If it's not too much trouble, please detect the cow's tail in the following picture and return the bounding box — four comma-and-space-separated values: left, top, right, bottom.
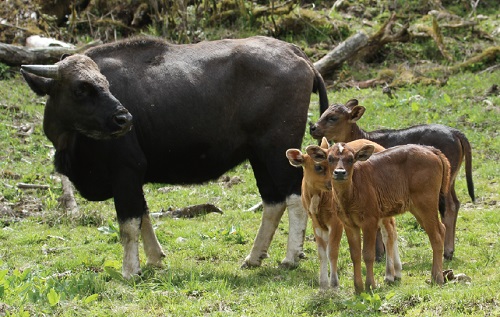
312, 67, 329, 115
435, 148, 452, 218
454, 129, 475, 203
291, 43, 329, 115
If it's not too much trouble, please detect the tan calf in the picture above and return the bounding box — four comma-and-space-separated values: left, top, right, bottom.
286, 138, 401, 289
310, 99, 474, 260
308, 142, 449, 294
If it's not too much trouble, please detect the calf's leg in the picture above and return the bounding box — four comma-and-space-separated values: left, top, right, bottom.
443, 184, 459, 260
328, 218, 343, 288
375, 228, 385, 262
314, 226, 330, 289
344, 225, 364, 294
362, 224, 378, 291
379, 218, 395, 283
411, 206, 445, 285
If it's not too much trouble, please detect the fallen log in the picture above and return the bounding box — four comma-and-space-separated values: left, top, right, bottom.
314, 13, 409, 79
313, 31, 369, 78
0, 40, 102, 66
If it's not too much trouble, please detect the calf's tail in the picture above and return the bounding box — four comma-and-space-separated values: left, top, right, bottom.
454, 130, 475, 203
436, 149, 452, 218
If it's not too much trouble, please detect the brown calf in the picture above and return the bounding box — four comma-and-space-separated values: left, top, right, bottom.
309, 99, 474, 260
308, 142, 449, 293
286, 138, 401, 289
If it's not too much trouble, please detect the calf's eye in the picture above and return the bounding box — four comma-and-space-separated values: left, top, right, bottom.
314, 165, 324, 173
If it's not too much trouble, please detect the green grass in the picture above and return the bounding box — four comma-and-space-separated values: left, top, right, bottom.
0, 69, 499, 316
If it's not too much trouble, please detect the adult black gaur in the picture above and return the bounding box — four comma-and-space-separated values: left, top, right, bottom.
21, 36, 329, 278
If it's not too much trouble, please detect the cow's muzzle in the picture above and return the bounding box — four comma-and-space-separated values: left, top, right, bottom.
111, 108, 133, 136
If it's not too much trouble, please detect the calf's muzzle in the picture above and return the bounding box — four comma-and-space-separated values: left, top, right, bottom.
333, 168, 347, 180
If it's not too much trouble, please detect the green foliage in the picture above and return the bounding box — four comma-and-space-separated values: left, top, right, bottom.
0, 69, 499, 316
343, 291, 395, 313
0, 63, 13, 80
1, 1, 500, 310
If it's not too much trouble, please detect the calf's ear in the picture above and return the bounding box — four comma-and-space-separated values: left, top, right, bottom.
20, 69, 53, 96
355, 144, 375, 162
306, 145, 327, 163
320, 137, 329, 149
345, 99, 359, 108
286, 149, 304, 167
348, 105, 365, 122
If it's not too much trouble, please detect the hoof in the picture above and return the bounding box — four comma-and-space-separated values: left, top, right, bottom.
122, 268, 142, 280
146, 251, 166, 268
241, 252, 268, 269
278, 260, 299, 270
444, 251, 454, 261
384, 277, 395, 284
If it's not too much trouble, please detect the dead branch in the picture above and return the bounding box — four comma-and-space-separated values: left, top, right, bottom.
17, 183, 50, 190
151, 204, 223, 219
414, 18, 452, 61
314, 13, 410, 79
357, 12, 410, 60
449, 46, 500, 73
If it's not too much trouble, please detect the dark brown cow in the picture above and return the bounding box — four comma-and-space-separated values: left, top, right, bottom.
309, 99, 474, 260
20, 36, 329, 278
308, 142, 449, 293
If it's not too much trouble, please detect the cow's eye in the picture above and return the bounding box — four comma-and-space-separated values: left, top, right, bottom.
347, 157, 354, 164
74, 82, 92, 98
328, 116, 338, 122
314, 165, 324, 173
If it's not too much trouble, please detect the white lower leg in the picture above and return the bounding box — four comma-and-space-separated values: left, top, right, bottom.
281, 194, 307, 267
315, 228, 329, 289
120, 218, 142, 279
141, 214, 166, 267
379, 221, 395, 282
393, 234, 402, 279
243, 201, 286, 267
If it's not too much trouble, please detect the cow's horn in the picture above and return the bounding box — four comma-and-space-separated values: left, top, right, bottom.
21, 65, 60, 79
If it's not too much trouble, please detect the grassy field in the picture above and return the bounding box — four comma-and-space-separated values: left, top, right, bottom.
0, 69, 499, 316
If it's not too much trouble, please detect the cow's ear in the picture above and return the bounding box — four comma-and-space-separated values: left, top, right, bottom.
349, 105, 365, 122
355, 144, 374, 162
20, 69, 53, 96
306, 145, 327, 163
320, 137, 329, 149
286, 149, 304, 167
